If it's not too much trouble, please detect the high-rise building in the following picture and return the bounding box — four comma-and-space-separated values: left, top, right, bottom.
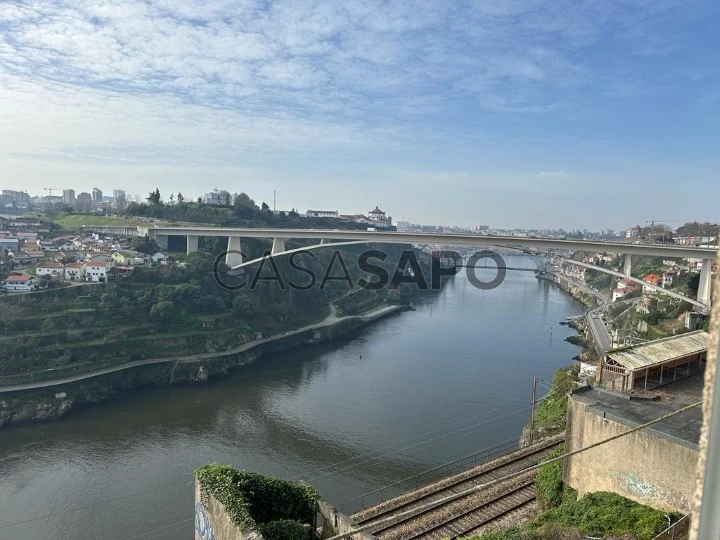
92, 188, 103, 203
113, 189, 126, 200
1, 190, 30, 207
63, 189, 75, 205
77, 192, 92, 206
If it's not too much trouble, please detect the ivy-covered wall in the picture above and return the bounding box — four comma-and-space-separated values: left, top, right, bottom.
195, 465, 319, 540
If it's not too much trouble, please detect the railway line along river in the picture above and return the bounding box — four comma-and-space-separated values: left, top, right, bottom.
0, 255, 584, 540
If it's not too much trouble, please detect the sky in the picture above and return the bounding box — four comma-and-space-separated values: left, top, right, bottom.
0, 0, 718, 230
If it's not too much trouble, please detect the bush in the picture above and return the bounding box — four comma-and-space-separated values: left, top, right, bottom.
532, 368, 577, 436
258, 519, 312, 540
537, 491, 669, 540
195, 465, 319, 533
536, 445, 564, 510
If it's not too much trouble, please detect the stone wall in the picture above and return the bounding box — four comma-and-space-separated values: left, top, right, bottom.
193, 481, 374, 540
563, 396, 698, 513
194, 480, 261, 540
318, 499, 376, 540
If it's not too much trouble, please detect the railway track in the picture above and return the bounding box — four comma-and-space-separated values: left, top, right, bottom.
352, 436, 563, 539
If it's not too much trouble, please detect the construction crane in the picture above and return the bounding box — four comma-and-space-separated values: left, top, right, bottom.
644, 219, 680, 244
43, 187, 61, 197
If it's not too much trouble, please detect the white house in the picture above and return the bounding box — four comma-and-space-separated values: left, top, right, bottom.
150, 252, 167, 265
65, 262, 86, 281
87, 252, 112, 263
3, 273, 37, 291
35, 261, 65, 279
36, 239, 55, 251
52, 237, 76, 251
85, 261, 112, 282
305, 209, 339, 218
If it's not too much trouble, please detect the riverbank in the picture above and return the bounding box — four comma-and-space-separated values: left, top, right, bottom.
0, 303, 407, 428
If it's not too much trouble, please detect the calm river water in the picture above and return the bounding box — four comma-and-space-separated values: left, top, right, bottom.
0, 256, 584, 540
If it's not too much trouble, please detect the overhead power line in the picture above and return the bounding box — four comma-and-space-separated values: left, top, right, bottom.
324, 399, 702, 540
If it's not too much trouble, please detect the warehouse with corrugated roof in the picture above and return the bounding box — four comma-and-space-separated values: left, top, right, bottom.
596, 330, 709, 391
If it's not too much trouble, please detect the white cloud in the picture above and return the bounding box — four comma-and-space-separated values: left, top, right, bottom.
0, 0, 710, 212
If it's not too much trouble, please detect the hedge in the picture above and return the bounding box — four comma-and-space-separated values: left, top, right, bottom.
195, 465, 319, 536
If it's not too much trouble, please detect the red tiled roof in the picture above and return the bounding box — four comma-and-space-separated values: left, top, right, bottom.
5, 274, 31, 282
36, 262, 64, 268
66, 262, 86, 268
88, 261, 111, 267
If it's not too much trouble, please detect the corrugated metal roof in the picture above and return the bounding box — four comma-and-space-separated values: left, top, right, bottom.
607, 330, 710, 371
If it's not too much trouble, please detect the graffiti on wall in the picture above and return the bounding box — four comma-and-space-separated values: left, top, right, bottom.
195, 501, 216, 540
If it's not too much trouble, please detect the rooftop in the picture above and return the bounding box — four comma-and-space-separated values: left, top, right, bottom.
606, 330, 710, 371
5, 274, 32, 282
571, 375, 705, 449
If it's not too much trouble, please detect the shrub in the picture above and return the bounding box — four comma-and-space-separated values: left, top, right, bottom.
536, 445, 564, 510
537, 491, 669, 540
258, 519, 312, 540
195, 465, 319, 534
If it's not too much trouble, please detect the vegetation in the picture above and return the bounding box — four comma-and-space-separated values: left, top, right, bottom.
0, 244, 435, 380
123, 194, 392, 230
51, 213, 149, 228
195, 465, 318, 539
531, 366, 578, 438
535, 445, 565, 510
468, 489, 669, 540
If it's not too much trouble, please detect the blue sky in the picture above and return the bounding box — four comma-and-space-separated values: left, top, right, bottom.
0, 0, 718, 229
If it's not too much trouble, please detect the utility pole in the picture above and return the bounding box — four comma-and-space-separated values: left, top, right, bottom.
529, 376, 537, 445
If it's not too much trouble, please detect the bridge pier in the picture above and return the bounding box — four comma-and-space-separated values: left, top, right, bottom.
154, 233, 168, 250
697, 259, 713, 306
226, 236, 243, 267
271, 238, 285, 255
187, 235, 199, 254
623, 255, 632, 276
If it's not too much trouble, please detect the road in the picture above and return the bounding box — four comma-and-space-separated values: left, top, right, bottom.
554, 272, 612, 353
0, 304, 402, 394
586, 305, 612, 352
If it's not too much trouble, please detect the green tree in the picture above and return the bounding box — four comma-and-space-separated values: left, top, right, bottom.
177, 192, 184, 204
261, 201, 270, 211
146, 188, 161, 205
150, 300, 174, 323
233, 193, 256, 209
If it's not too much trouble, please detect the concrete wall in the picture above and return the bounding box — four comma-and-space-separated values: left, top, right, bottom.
194, 481, 261, 540
318, 499, 376, 540
194, 481, 372, 540
563, 397, 698, 513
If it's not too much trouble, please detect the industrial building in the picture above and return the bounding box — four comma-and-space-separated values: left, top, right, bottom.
595, 330, 709, 392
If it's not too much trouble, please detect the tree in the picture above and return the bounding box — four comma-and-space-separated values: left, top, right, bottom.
169, 193, 175, 205
150, 300, 174, 323
261, 201, 270, 211
131, 235, 161, 255
177, 192, 184, 204
233, 192, 256, 209
146, 188, 161, 205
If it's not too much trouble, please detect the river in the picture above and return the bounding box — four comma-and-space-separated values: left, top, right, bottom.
0, 256, 584, 540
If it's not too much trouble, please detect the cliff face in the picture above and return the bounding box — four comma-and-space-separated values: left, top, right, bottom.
0, 307, 403, 429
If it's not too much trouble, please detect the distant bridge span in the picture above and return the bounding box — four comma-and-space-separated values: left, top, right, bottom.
143, 227, 716, 307
143, 226, 717, 259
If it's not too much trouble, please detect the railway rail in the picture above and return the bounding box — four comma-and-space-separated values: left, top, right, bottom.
352, 435, 563, 539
